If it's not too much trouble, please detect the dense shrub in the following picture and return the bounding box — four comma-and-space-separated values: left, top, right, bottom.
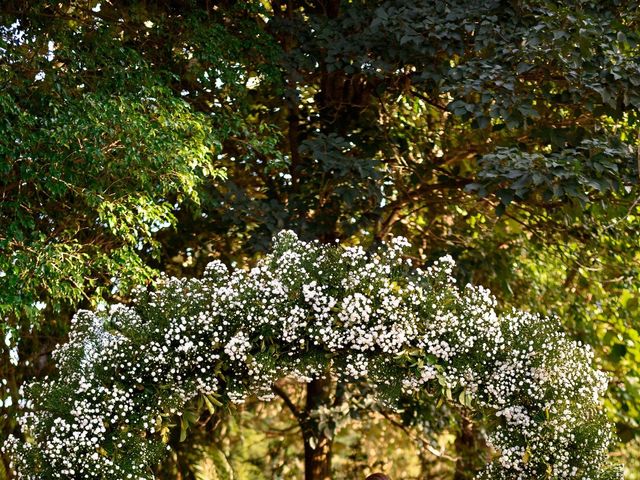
4, 232, 620, 479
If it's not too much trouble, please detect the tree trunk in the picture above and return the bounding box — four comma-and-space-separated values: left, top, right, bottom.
303, 376, 333, 480
453, 415, 481, 480
304, 433, 332, 480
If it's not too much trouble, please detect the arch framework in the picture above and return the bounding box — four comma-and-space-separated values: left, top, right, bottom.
4, 232, 621, 479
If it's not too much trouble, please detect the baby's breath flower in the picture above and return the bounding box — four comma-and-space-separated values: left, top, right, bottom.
3, 232, 620, 480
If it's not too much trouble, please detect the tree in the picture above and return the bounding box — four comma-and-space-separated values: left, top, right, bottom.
0, 2, 275, 469
166, 1, 638, 475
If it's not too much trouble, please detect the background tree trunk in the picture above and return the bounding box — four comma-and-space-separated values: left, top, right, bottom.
453, 415, 482, 480
303, 433, 332, 480
302, 377, 333, 480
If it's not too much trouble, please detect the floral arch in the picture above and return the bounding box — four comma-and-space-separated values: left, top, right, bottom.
4, 232, 621, 479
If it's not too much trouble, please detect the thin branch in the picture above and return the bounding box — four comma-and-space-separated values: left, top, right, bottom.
379, 410, 458, 462
411, 90, 449, 112
272, 382, 303, 421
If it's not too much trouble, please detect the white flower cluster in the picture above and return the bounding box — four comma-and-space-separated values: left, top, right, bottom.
3, 231, 620, 479
4, 328, 19, 366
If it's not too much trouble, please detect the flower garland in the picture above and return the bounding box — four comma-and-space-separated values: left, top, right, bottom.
3, 232, 621, 479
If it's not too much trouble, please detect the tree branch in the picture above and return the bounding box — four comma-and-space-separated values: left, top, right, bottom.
411, 90, 448, 112
379, 410, 458, 462
272, 382, 304, 421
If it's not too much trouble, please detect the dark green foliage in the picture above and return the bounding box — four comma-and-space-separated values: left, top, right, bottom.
1, 0, 639, 476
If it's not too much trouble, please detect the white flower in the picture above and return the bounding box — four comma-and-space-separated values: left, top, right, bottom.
3, 231, 618, 480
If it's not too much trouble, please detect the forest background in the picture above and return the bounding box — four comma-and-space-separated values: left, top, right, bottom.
1, 1, 640, 478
